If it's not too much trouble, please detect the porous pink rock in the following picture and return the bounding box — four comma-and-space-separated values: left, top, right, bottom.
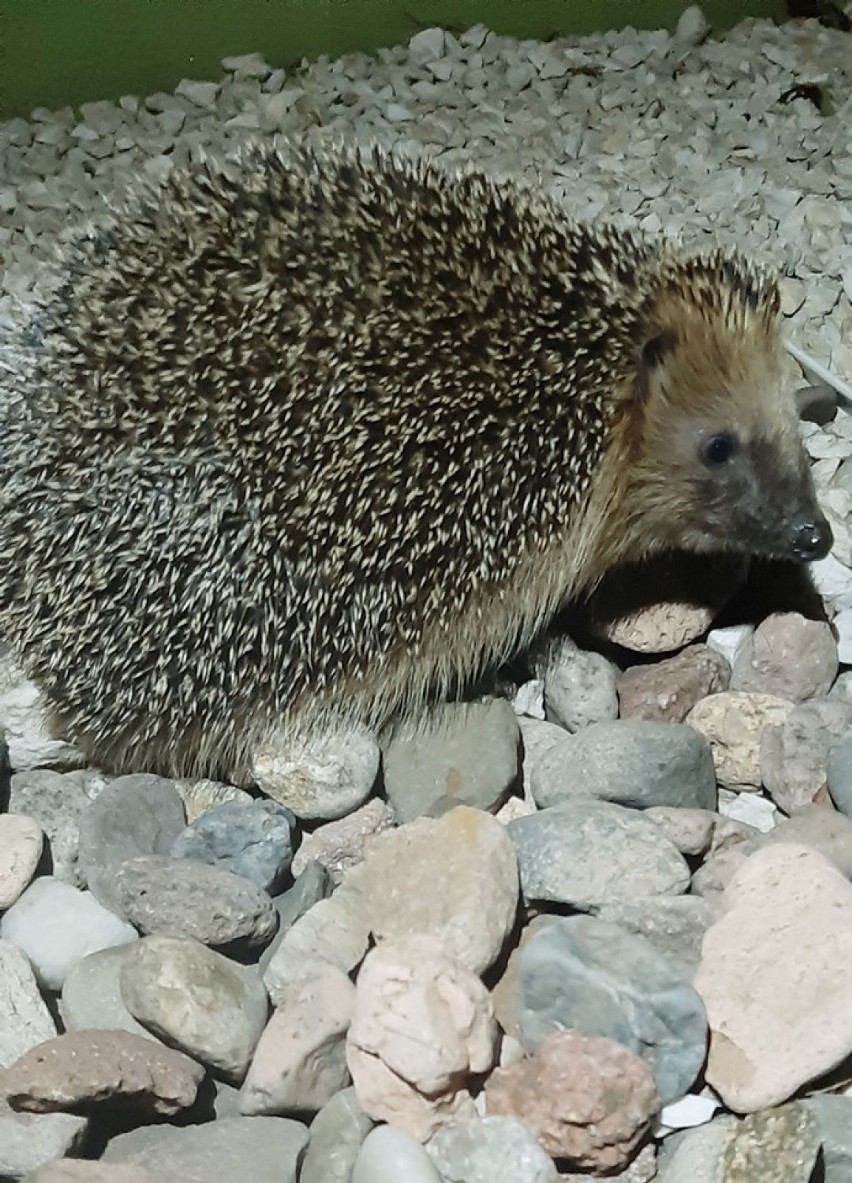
617, 644, 730, 723
599, 600, 715, 654
346, 934, 498, 1141
686, 692, 794, 791
731, 612, 838, 701
358, 806, 519, 975
1, 1029, 204, 1117
239, 960, 354, 1115
290, 798, 394, 883
695, 843, 852, 1111
485, 1029, 658, 1171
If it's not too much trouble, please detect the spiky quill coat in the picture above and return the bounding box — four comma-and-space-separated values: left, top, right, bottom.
0, 143, 821, 778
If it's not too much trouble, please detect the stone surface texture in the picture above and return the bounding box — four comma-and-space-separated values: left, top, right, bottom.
485, 1029, 659, 1171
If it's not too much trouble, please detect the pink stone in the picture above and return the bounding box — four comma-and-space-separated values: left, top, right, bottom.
485, 1029, 658, 1172
347, 934, 498, 1141
686, 692, 794, 791
618, 644, 730, 723
358, 806, 519, 975
731, 612, 838, 701
239, 960, 354, 1115
695, 844, 852, 1111
1, 1029, 204, 1117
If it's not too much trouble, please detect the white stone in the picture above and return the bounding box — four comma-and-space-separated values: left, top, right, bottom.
0, 940, 56, 1067
717, 788, 778, 833
512, 679, 545, 720
408, 28, 446, 61
0, 677, 84, 771
251, 725, 379, 820
352, 1125, 443, 1183
0, 877, 138, 992
834, 608, 852, 664
658, 1093, 720, 1131
175, 79, 219, 107
842, 268, 852, 304
810, 552, 852, 610
221, 52, 270, 76
705, 624, 753, 669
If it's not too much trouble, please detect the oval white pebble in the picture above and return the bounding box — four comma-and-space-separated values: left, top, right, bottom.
0, 876, 138, 991
658, 1093, 720, 1131
352, 1125, 444, 1183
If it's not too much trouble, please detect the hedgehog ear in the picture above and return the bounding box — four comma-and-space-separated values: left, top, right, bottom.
635, 328, 678, 405
641, 329, 677, 370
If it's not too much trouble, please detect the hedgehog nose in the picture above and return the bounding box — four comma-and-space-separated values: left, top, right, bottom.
791, 514, 832, 561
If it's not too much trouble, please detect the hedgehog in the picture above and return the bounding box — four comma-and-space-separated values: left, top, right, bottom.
0, 141, 831, 781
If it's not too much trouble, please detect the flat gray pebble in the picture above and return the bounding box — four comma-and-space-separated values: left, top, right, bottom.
60, 945, 154, 1041
804, 1094, 852, 1179
827, 738, 852, 817
381, 699, 520, 823
78, 774, 186, 911
0, 939, 56, 1067
508, 799, 690, 908
103, 1114, 308, 1183
109, 855, 278, 950
531, 720, 717, 811
656, 1116, 737, 1182
120, 934, 269, 1082
8, 769, 89, 886
259, 860, 333, 977
427, 1114, 558, 1182
596, 895, 716, 975
0, 1102, 88, 1181
171, 798, 296, 892
300, 1087, 374, 1183
518, 914, 708, 1105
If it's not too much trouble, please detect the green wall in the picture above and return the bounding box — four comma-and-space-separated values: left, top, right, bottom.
2, 0, 786, 121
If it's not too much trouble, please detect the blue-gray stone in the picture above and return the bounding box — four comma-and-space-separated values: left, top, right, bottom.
508, 799, 690, 908
805, 1094, 852, 1181
518, 914, 707, 1105
530, 720, 717, 811
171, 799, 296, 892
827, 738, 852, 818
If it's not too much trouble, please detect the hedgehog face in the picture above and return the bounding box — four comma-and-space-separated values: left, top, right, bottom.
667, 416, 832, 562
621, 295, 832, 566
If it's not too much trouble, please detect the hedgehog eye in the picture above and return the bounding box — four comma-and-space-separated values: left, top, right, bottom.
701, 432, 739, 467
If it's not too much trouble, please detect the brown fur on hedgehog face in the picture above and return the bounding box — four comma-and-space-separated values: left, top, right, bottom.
605, 254, 832, 567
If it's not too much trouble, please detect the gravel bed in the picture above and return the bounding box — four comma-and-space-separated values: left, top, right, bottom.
1, 8, 852, 1182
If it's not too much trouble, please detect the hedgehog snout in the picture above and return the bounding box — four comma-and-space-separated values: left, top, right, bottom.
789, 512, 832, 562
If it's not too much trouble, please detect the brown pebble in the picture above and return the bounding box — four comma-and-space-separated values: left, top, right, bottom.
485, 1029, 658, 1172
617, 643, 730, 723
1, 1029, 204, 1117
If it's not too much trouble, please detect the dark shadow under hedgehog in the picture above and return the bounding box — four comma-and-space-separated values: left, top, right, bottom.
0, 142, 832, 780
